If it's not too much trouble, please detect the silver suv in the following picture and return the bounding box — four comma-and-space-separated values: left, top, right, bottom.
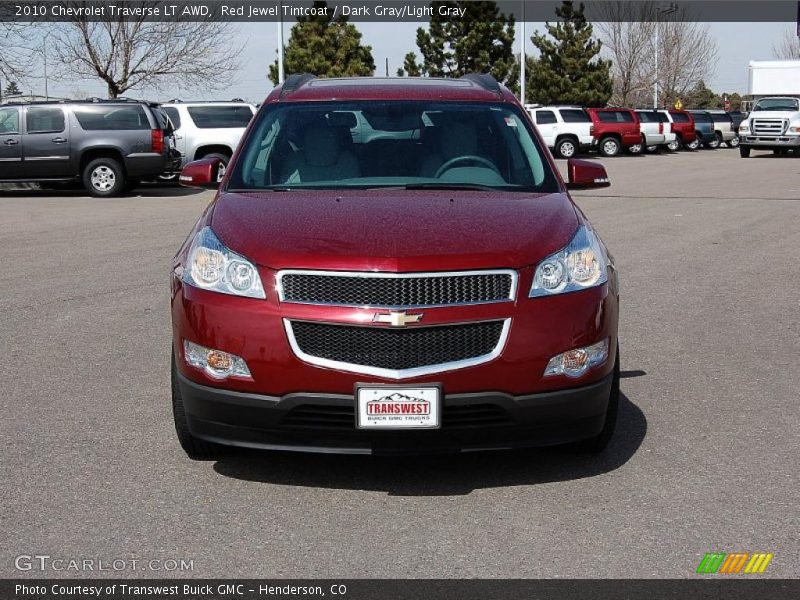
160, 101, 256, 181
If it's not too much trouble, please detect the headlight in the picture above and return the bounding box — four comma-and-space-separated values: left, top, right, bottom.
789, 125, 800, 133
739, 124, 750, 133
530, 224, 608, 297
183, 226, 265, 299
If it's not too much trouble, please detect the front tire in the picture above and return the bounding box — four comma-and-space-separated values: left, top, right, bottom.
686, 137, 700, 151
627, 142, 643, 155
598, 137, 621, 157
705, 134, 721, 149
569, 349, 620, 454
740, 146, 751, 158
728, 136, 740, 148
172, 353, 225, 460
666, 138, 681, 152
554, 137, 577, 159
83, 157, 125, 198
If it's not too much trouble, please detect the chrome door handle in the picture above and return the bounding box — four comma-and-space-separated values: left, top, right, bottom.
4, 138, 19, 146
52, 137, 67, 143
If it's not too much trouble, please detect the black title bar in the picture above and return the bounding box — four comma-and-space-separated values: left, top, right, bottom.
1, 1, 800, 22
3, 579, 800, 600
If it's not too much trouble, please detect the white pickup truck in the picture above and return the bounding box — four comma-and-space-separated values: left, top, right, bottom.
738, 97, 800, 157
526, 105, 594, 158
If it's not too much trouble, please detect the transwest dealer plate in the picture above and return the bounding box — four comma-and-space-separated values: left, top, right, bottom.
356, 386, 441, 429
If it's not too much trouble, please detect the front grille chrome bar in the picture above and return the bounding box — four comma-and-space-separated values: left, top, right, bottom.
283, 318, 511, 380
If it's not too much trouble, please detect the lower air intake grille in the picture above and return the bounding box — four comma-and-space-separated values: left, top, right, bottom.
288, 320, 505, 372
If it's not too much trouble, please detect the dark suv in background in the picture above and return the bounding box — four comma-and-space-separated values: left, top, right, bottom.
687, 110, 719, 149
0, 99, 178, 197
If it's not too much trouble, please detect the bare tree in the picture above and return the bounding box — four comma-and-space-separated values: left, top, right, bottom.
0, 23, 34, 85
48, 7, 243, 98
597, 1, 718, 108
772, 28, 800, 59
596, 3, 655, 106
657, 20, 718, 108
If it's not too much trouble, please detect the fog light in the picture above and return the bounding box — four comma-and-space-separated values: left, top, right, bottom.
183, 340, 251, 379
544, 339, 609, 378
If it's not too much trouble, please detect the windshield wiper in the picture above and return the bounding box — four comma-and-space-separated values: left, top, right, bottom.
403, 183, 497, 191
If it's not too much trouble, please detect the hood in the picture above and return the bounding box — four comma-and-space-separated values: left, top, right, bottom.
746, 111, 798, 121
210, 189, 578, 271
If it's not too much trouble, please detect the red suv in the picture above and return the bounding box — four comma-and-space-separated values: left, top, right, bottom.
666, 110, 699, 150
171, 74, 620, 457
585, 108, 642, 156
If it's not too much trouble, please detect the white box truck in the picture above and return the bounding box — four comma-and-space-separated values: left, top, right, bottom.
748, 60, 800, 98
739, 61, 800, 158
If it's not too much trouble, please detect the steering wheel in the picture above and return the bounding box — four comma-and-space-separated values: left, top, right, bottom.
434, 155, 501, 179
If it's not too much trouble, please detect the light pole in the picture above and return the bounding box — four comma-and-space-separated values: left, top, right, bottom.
277, 2, 285, 84
43, 33, 49, 101
653, 3, 678, 109
519, 1, 526, 105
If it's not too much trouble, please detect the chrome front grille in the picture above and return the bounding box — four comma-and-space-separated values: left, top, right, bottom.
284, 318, 510, 379
277, 270, 516, 308
752, 118, 788, 136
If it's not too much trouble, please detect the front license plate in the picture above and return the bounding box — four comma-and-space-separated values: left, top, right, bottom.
356, 386, 440, 429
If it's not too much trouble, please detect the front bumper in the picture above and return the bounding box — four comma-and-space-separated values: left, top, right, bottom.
740, 135, 800, 147
177, 369, 614, 455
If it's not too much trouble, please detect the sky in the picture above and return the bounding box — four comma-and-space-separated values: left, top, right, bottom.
16, 21, 794, 103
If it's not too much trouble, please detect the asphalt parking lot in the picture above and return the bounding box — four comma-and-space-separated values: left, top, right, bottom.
2, 149, 798, 579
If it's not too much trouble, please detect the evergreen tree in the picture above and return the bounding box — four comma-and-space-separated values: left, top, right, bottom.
398, 1, 516, 88
685, 81, 719, 109
5, 81, 21, 96
527, 1, 612, 106
269, 1, 375, 84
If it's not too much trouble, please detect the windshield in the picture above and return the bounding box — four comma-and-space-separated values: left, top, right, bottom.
228, 101, 558, 192
753, 98, 799, 112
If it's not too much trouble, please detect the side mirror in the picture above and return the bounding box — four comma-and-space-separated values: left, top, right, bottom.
566, 158, 611, 190
179, 158, 221, 189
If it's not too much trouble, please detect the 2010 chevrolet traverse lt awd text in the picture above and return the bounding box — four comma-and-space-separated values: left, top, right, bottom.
170, 74, 620, 458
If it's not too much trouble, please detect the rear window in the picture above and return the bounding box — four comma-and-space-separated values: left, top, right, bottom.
186, 105, 253, 129
710, 113, 732, 123
26, 107, 65, 133
559, 109, 590, 123
671, 112, 690, 123
74, 105, 150, 130
162, 107, 181, 130
636, 111, 659, 123
596, 110, 634, 123
535, 110, 557, 125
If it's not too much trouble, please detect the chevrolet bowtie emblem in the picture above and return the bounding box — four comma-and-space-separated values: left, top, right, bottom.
373, 311, 423, 327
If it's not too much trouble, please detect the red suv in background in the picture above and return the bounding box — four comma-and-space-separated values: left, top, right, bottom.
585, 108, 642, 156
171, 74, 620, 458
665, 109, 699, 150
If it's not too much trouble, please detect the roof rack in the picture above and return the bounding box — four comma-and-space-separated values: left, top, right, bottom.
280, 73, 317, 98
165, 99, 250, 104
460, 73, 501, 94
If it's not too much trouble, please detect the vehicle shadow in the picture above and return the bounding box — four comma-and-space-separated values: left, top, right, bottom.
0, 183, 204, 198
212, 392, 647, 496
